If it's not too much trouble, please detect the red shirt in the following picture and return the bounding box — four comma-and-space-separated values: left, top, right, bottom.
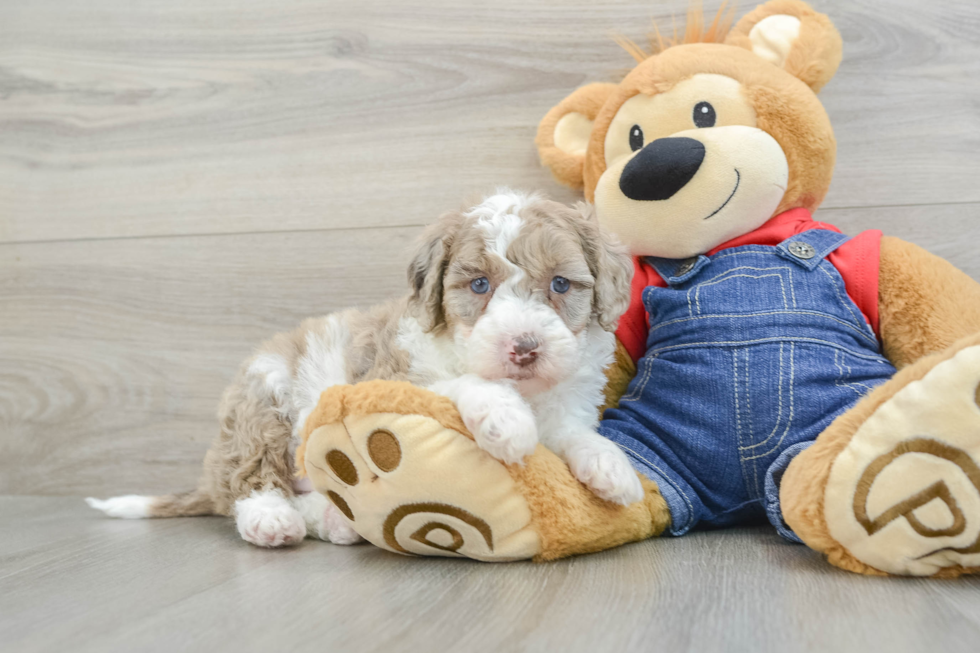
615, 208, 883, 363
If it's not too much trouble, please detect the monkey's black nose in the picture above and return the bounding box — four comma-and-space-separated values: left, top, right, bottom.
619, 137, 705, 201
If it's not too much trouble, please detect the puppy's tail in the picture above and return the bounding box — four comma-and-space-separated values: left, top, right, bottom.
86, 489, 215, 519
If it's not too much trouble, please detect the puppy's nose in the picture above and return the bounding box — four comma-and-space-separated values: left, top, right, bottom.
509, 334, 539, 367
619, 137, 705, 201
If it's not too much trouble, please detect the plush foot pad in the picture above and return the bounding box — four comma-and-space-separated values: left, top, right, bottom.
299, 381, 543, 561
823, 344, 980, 575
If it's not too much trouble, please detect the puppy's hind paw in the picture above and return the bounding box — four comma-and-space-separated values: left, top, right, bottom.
320, 502, 364, 545
567, 440, 644, 506
235, 489, 307, 548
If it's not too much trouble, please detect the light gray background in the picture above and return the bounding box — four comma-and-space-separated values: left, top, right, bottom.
2, 1, 979, 651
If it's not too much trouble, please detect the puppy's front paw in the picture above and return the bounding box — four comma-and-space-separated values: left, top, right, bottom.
235, 489, 307, 548
566, 440, 644, 506
461, 389, 538, 464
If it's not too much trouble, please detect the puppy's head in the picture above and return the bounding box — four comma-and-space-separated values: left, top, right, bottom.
409, 190, 633, 395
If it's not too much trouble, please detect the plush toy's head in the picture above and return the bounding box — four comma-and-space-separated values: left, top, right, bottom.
536, 0, 842, 259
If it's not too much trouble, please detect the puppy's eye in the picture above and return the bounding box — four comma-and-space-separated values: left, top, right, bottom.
470, 277, 490, 294
693, 101, 716, 128
629, 125, 644, 152
550, 276, 570, 294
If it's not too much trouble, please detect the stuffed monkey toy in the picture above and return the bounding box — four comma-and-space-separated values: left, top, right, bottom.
299, 0, 980, 577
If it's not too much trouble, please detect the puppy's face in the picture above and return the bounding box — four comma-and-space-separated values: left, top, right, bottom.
409, 191, 633, 395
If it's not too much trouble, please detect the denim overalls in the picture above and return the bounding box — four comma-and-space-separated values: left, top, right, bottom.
599, 229, 897, 541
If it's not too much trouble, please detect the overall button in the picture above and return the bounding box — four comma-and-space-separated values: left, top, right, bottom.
676, 257, 698, 275
788, 242, 816, 259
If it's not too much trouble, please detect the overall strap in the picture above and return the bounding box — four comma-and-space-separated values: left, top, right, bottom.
644, 254, 711, 287
774, 229, 852, 271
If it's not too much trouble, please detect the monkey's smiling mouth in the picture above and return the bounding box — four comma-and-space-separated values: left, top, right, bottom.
703, 168, 740, 220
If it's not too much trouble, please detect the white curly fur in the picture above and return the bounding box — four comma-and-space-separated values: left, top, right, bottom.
88, 190, 640, 550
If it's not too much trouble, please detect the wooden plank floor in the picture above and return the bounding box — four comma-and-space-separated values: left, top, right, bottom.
3, 0, 980, 498
3, 0, 980, 650
2, 497, 980, 653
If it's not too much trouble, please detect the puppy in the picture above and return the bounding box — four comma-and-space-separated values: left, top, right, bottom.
87, 190, 642, 548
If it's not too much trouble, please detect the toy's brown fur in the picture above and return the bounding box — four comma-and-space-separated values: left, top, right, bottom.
600, 340, 636, 414
536, 83, 617, 191
877, 237, 980, 368
617, 2, 736, 63
536, 0, 980, 575
298, 1, 980, 573
297, 380, 473, 474
724, 0, 842, 92
517, 463, 670, 562
299, 380, 670, 561
777, 237, 980, 576
552, 44, 838, 214
781, 332, 980, 578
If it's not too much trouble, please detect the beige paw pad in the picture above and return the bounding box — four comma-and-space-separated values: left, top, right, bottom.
300, 382, 542, 561
824, 345, 980, 575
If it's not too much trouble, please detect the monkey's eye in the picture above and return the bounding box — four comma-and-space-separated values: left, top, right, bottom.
629, 125, 644, 152
550, 276, 570, 294
470, 277, 490, 294
693, 101, 716, 128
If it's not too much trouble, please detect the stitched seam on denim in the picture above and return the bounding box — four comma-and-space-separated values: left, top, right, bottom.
815, 262, 864, 327
695, 273, 788, 313
691, 264, 793, 292
648, 337, 890, 362
789, 266, 797, 308
647, 310, 879, 344
742, 342, 795, 462
776, 245, 840, 271
618, 444, 695, 529
709, 247, 775, 263
744, 349, 754, 439
746, 348, 761, 497
693, 264, 792, 280
734, 349, 745, 490
734, 349, 741, 443
808, 232, 851, 260
833, 349, 845, 395
833, 349, 874, 397
694, 269, 791, 313
709, 246, 865, 328
739, 342, 785, 453
620, 353, 656, 403
734, 350, 760, 498
842, 354, 873, 393
708, 246, 832, 268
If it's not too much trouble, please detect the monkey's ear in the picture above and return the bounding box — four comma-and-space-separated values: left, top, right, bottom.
725, 0, 842, 93
535, 83, 617, 189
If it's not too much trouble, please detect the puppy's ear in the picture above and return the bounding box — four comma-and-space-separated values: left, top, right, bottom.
569, 202, 634, 331
725, 0, 842, 93
536, 83, 617, 189
408, 212, 462, 332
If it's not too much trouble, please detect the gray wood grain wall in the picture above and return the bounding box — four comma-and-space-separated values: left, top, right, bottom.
2, 0, 979, 496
